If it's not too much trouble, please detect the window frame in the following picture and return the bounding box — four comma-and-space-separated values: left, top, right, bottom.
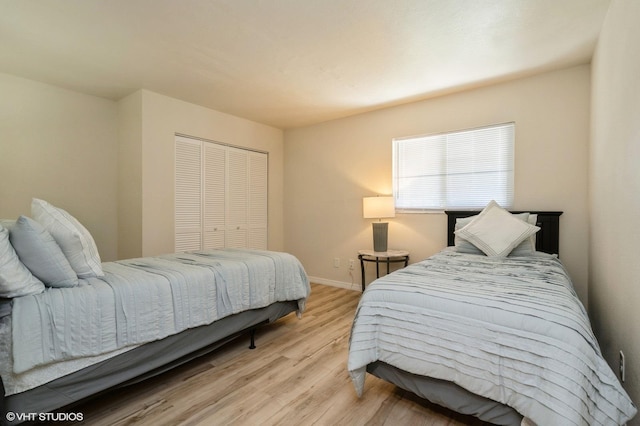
392, 122, 515, 212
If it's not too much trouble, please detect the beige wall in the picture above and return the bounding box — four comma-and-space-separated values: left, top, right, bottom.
284, 65, 591, 302
120, 90, 285, 257
117, 91, 143, 260
0, 72, 119, 261
0, 77, 284, 262
590, 0, 640, 416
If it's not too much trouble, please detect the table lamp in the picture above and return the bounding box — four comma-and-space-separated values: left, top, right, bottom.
363, 196, 395, 252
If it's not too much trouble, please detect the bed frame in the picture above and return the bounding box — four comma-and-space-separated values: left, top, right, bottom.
1, 301, 298, 425
366, 210, 563, 425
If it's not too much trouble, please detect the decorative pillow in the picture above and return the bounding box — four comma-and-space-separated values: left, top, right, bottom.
10, 216, 79, 287
454, 216, 482, 254
31, 198, 104, 278
509, 214, 538, 256
455, 201, 540, 258
0, 224, 45, 298
455, 212, 529, 255
0, 219, 15, 230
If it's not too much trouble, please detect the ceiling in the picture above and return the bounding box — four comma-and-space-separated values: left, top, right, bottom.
0, 0, 610, 129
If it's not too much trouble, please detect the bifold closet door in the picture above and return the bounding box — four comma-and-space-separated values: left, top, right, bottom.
203, 143, 226, 249
247, 151, 267, 249
225, 147, 268, 249
225, 147, 248, 248
175, 137, 202, 252
175, 136, 267, 252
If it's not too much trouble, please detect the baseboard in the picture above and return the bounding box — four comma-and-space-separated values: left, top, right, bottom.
308, 276, 361, 292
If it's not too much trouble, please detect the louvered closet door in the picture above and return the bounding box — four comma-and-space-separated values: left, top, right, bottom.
226, 147, 249, 248
175, 135, 268, 252
175, 138, 202, 252
203, 143, 226, 249
248, 152, 268, 249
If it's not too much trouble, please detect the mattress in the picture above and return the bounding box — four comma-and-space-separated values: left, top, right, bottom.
348, 249, 636, 425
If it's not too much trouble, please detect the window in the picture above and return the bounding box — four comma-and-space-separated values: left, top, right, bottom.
392, 122, 514, 211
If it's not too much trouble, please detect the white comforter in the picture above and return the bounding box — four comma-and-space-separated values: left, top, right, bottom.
12, 249, 310, 374
348, 249, 636, 425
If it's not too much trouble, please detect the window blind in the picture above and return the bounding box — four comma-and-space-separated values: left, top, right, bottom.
392, 122, 514, 210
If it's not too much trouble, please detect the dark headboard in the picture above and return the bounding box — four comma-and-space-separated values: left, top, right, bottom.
445, 211, 563, 255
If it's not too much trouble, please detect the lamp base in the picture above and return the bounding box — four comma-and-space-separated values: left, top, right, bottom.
372, 222, 389, 252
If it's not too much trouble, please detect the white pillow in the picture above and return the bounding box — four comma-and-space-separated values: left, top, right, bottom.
0, 219, 15, 230
455, 212, 529, 255
31, 198, 104, 278
509, 214, 538, 256
0, 224, 45, 298
455, 201, 540, 258
10, 215, 79, 287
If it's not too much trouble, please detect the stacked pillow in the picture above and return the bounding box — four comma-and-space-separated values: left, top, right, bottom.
10, 215, 79, 287
454, 200, 540, 258
0, 198, 103, 298
31, 198, 103, 279
0, 223, 45, 298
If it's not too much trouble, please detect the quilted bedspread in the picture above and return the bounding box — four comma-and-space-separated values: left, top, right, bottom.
12, 249, 310, 373
348, 249, 636, 425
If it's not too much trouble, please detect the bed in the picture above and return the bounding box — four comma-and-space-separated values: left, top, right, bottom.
348, 203, 637, 425
0, 199, 310, 425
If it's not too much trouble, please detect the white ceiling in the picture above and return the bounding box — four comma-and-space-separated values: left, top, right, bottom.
0, 0, 610, 129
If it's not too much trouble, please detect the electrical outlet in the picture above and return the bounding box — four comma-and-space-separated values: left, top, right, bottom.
333, 258, 340, 268
620, 351, 625, 382
349, 259, 355, 270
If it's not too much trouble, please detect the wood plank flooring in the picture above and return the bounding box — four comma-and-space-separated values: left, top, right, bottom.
67, 283, 490, 425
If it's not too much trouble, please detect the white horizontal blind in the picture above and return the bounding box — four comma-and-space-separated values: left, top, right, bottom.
393, 123, 514, 210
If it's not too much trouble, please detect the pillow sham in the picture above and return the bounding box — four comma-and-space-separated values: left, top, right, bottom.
0, 224, 45, 298
454, 212, 529, 255
10, 216, 79, 287
455, 201, 540, 258
509, 214, 538, 256
31, 198, 104, 278
454, 215, 482, 254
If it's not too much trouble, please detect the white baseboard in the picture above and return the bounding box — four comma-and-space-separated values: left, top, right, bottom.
308, 276, 361, 292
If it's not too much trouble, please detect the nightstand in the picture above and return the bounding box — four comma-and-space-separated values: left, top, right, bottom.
358, 249, 409, 292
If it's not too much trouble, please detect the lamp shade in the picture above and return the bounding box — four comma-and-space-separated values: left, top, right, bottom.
363, 196, 395, 219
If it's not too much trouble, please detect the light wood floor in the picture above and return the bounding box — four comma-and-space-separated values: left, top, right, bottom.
67, 284, 490, 425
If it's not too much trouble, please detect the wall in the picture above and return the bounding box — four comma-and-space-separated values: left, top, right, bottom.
120, 90, 285, 257
117, 91, 143, 260
0, 77, 283, 261
0, 72, 119, 261
284, 65, 591, 302
590, 0, 640, 418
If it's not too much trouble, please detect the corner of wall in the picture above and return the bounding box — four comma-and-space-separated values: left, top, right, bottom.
117, 91, 144, 259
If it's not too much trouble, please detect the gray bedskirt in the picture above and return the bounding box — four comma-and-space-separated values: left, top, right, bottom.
1, 301, 297, 425
367, 361, 523, 426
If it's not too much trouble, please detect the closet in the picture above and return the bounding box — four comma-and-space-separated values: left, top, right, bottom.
174, 135, 267, 252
